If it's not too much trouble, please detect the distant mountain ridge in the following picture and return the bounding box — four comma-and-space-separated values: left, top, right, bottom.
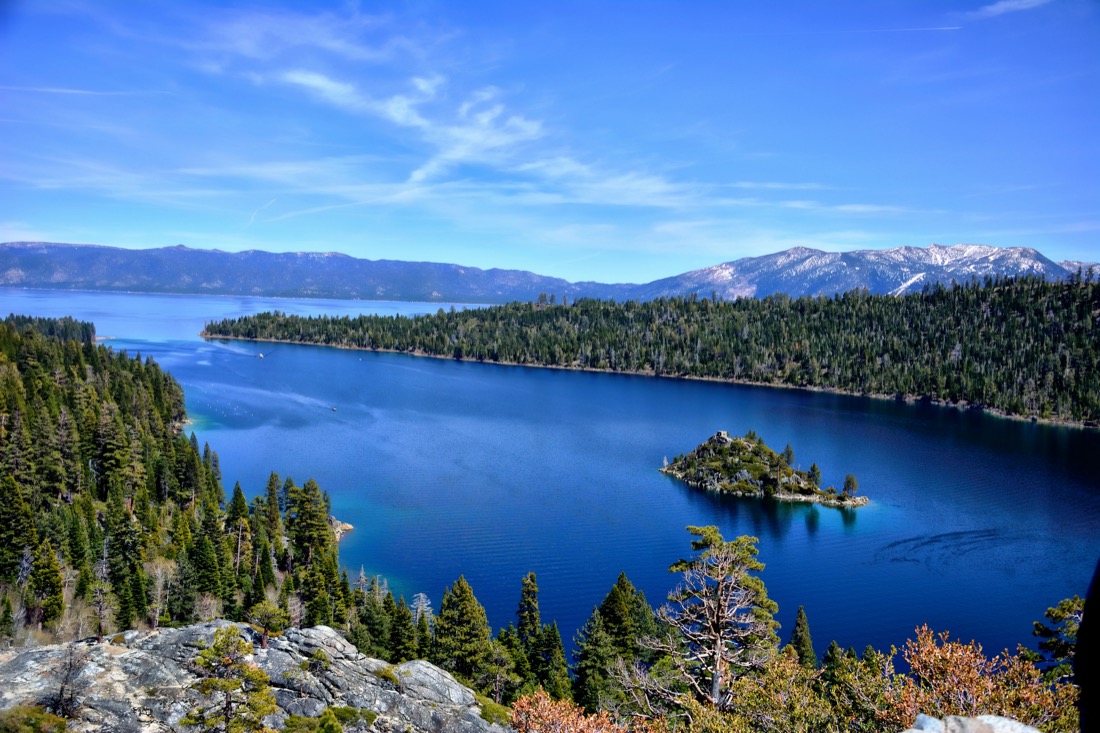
643, 243, 1089, 300
0, 241, 1092, 304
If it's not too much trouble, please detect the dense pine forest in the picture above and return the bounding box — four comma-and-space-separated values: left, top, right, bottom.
0, 316, 1083, 732
0, 314, 356, 641
204, 275, 1100, 424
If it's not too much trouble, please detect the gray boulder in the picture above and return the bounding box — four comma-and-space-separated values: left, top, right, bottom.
0, 622, 509, 733
903, 714, 1041, 733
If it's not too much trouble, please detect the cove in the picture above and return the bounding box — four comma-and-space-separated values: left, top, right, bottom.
2, 288, 1097, 659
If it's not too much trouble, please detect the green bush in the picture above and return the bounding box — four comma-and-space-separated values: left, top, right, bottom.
0, 705, 67, 733
332, 707, 377, 727
375, 665, 400, 686
474, 693, 511, 726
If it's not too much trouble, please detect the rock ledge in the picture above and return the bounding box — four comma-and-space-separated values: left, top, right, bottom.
0, 621, 508, 733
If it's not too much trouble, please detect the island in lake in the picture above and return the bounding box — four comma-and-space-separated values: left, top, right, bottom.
661, 430, 869, 508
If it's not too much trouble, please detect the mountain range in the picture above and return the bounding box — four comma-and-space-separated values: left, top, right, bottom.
0, 241, 1093, 304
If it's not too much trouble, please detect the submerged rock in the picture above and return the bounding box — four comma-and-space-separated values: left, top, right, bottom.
0, 621, 507, 733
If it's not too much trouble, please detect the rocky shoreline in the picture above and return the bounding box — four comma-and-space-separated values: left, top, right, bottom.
330, 516, 355, 542
659, 464, 870, 509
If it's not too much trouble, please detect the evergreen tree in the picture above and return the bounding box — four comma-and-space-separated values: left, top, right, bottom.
535, 622, 572, 700
820, 639, 845, 687
182, 626, 278, 733
572, 608, 617, 712
416, 612, 432, 661
597, 572, 655, 660
248, 599, 290, 649
226, 482, 249, 526
789, 605, 817, 669
659, 526, 779, 706
0, 596, 15, 644
1032, 595, 1084, 683
389, 597, 419, 662
191, 535, 222, 598
302, 566, 332, 627
354, 583, 391, 659
288, 479, 331, 567
517, 571, 541, 659
256, 538, 276, 590
0, 475, 37, 584
497, 623, 534, 691
843, 474, 859, 497
478, 639, 520, 705
432, 575, 491, 682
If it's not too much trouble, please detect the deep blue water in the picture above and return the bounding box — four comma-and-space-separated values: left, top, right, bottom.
3, 288, 1098, 661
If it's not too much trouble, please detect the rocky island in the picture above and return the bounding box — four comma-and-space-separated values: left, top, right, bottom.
661, 430, 869, 508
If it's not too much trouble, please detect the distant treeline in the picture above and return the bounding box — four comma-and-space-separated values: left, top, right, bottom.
4, 314, 95, 343
204, 275, 1100, 423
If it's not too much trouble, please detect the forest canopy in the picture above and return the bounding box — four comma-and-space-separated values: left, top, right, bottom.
203, 275, 1100, 424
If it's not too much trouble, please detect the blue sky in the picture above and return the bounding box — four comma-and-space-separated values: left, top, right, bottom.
1, 1, 1097, 283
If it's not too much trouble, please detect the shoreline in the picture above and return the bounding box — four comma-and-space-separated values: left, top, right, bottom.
199, 332, 1097, 431
0, 284, 489, 309
330, 516, 354, 543
659, 466, 870, 509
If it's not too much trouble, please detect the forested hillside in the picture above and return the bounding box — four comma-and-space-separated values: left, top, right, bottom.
204, 275, 1100, 424
0, 315, 364, 647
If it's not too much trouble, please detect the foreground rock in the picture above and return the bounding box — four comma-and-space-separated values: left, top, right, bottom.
902, 713, 1041, 733
0, 621, 507, 733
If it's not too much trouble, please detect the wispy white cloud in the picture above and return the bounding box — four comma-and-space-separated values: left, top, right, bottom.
0, 85, 140, 96
968, 0, 1053, 19
188, 7, 401, 63
272, 66, 542, 184
409, 87, 542, 182
1, 155, 237, 211
279, 70, 370, 113
243, 198, 277, 230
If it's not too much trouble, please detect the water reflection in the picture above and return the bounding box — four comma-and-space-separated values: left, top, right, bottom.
669, 476, 859, 541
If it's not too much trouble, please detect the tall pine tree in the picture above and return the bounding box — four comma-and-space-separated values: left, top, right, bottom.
432, 576, 491, 682
789, 605, 817, 669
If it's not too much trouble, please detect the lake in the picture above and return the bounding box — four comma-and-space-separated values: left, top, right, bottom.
3, 288, 1097, 660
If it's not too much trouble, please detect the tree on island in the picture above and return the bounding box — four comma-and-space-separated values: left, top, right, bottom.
843, 474, 859, 497
808, 463, 822, 489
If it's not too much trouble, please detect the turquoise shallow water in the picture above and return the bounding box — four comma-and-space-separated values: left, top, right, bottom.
3, 288, 1097, 657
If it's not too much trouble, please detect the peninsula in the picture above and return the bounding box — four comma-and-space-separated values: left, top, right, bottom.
660, 430, 869, 508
